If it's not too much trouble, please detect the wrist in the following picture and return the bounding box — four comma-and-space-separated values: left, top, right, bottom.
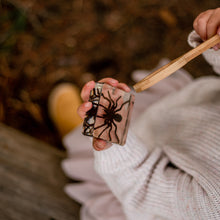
94, 130, 148, 173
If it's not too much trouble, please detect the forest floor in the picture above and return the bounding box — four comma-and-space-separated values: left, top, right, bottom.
0, 0, 219, 148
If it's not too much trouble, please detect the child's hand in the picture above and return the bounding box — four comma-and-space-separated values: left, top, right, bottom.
77, 78, 131, 151
193, 8, 220, 50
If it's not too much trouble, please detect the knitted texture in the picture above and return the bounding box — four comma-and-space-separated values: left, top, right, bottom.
188, 30, 220, 74
61, 31, 220, 220
94, 32, 220, 219
62, 58, 193, 220
94, 77, 220, 220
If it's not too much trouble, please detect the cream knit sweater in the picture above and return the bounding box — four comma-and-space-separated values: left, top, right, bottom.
93, 31, 220, 220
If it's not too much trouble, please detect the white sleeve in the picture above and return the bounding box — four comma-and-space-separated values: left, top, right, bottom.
188, 30, 220, 74
94, 128, 220, 219
94, 131, 180, 219
93, 77, 220, 220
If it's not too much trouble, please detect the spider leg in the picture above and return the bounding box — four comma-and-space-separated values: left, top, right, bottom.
97, 124, 110, 139
108, 124, 113, 141
84, 126, 92, 134
115, 96, 121, 109
102, 93, 112, 108
107, 91, 114, 105
112, 121, 119, 143
96, 115, 105, 118
108, 90, 120, 110
94, 123, 107, 130
99, 103, 108, 110
115, 100, 130, 113
83, 121, 94, 135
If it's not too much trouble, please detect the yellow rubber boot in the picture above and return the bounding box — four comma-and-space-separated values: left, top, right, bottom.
48, 83, 83, 137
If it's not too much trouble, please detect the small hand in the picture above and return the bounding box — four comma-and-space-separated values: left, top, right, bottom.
193, 8, 220, 50
77, 78, 130, 151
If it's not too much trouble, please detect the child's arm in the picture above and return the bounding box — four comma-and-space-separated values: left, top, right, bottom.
78, 77, 220, 220
93, 80, 220, 220
78, 82, 179, 218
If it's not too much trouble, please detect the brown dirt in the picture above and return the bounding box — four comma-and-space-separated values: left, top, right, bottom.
0, 0, 219, 148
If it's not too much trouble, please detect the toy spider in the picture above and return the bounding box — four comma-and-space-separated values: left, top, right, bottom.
94, 90, 130, 143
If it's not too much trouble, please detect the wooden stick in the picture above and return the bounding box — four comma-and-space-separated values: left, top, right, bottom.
133, 34, 220, 93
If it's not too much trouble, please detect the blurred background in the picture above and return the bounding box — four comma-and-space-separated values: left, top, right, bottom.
0, 0, 219, 148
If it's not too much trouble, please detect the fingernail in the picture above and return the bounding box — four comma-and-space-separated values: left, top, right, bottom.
109, 79, 118, 84
125, 86, 131, 92
84, 102, 91, 108
86, 80, 95, 87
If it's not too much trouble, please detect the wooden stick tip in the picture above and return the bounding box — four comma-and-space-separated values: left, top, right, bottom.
133, 84, 142, 93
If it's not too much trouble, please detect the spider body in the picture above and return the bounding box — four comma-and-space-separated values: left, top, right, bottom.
102, 100, 122, 123
94, 91, 129, 143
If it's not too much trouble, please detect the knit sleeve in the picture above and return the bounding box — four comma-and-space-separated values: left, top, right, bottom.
188, 30, 220, 74
94, 131, 181, 219
94, 77, 220, 220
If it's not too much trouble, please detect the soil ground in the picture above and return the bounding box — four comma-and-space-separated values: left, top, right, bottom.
0, 0, 219, 148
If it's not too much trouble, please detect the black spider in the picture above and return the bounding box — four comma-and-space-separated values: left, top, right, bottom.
94, 90, 130, 143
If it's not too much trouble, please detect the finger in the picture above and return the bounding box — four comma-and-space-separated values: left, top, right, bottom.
193, 10, 212, 26
206, 8, 220, 39
93, 138, 112, 151
193, 10, 213, 40
193, 11, 207, 32
117, 82, 131, 92
77, 102, 92, 119
213, 43, 220, 51
98, 78, 130, 92
81, 80, 96, 102
98, 78, 119, 87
